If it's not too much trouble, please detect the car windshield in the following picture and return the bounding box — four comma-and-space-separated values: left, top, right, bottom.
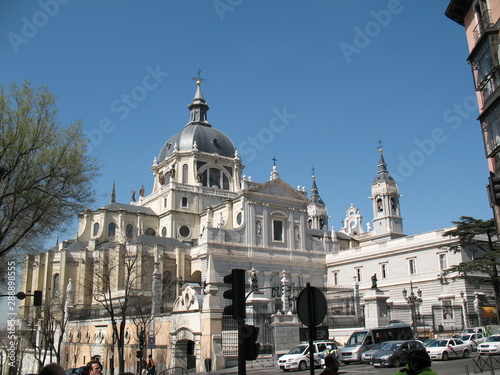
486, 336, 500, 342
346, 331, 367, 346
379, 343, 401, 351
459, 335, 471, 341
428, 340, 448, 347
369, 343, 384, 351
288, 345, 307, 354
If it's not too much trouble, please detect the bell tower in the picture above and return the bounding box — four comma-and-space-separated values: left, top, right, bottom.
370, 148, 404, 238
307, 172, 328, 230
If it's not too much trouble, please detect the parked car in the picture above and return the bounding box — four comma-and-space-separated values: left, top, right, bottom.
371, 340, 425, 368
277, 341, 338, 372
477, 335, 500, 355
426, 338, 471, 360
458, 333, 486, 351
360, 342, 384, 364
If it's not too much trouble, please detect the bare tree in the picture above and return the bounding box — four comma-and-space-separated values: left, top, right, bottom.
91, 244, 147, 375
22, 293, 68, 370
129, 296, 155, 374
0, 81, 100, 264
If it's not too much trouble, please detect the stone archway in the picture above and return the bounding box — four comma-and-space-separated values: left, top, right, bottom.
171, 328, 198, 371
175, 339, 196, 370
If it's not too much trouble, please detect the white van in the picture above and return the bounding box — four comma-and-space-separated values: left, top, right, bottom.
277, 341, 338, 371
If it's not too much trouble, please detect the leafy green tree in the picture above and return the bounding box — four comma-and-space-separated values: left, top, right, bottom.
0, 81, 99, 263
440, 216, 500, 322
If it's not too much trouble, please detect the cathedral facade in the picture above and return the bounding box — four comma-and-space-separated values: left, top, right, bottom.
17, 81, 496, 373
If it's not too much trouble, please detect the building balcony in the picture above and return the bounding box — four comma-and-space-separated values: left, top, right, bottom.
473, 9, 494, 43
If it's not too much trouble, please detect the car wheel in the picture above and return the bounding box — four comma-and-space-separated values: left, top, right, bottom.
298, 361, 307, 371
393, 358, 401, 367
283, 370, 289, 372
442, 352, 449, 361
463, 349, 470, 358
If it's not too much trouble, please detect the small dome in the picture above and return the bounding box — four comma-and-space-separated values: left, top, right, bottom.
158, 124, 236, 162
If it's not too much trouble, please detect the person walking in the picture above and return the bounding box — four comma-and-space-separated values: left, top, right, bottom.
147, 354, 156, 375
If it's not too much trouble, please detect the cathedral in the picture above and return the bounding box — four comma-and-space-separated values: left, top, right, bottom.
17, 80, 496, 373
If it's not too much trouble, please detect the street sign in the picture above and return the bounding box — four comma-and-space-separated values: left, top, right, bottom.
296, 284, 327, 327
299, 326, 329, 341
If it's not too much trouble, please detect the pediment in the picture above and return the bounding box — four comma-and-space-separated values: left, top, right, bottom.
244, 178, 308, 203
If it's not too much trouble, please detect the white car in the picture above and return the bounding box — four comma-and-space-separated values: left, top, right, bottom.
458, 333, 486, 351
426, 338, 471, 360
277, 341, 338, 371
478, 335, 500, 355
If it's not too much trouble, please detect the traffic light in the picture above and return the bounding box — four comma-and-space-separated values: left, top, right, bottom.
33, 290, 42, 306
488, 172, 500, 207
139, 331, 145, 350
240, 324, 260, 361
223, 269, 246, 320
136, 350, 142, 358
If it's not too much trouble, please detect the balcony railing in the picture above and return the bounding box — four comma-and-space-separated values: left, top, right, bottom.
473, 9, 493, 43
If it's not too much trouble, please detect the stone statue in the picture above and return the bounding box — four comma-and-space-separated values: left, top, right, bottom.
250, 268, 258, 291
131, 190, 136, 202
139, 185, 145, 197
371, 273, 378, 289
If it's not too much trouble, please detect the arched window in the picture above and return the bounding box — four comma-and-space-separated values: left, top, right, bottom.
200, 167, 231, 190
126, 224, 133, 239
108, 222, 116, 236
145, 228, 156, 236
377, 198, 383, 212
53, 273, 60, 299
93, 222, 100, 236
161, 227, 167, 237
182, 164, 188, 184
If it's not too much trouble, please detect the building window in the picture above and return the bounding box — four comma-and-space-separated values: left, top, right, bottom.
161, 227, 167, 237
439, 253, 447, 270
145, 228, 156, 236
201, 167, 231, 190
236, 212, 242, 225
179, 225, 190, 238
108, 222, 116, 237
181, 197, 188, 208
273, 220, 284, 242
333, 271, 339, 286
408, 258, 417, 275
380, 263, 388, 279
164, 198, 167, 208
53, 273, 60, 299
481, 103, 500, 157
355, 267, 362, 282
93, 222, 99, 237
182, 164, 188, 184
126, 224, 133, 239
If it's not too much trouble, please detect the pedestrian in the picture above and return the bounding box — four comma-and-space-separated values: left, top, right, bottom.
39, 363, 66, 375
86, 360, 102, 375
319, 355, 339, 375
147, 354, 156, 375
394, 349, 438, 375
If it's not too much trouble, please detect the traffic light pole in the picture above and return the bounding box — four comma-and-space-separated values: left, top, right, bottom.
238, 319, 246, 375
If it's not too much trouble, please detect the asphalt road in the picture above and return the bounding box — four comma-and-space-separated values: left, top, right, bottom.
210, 354, 494, 375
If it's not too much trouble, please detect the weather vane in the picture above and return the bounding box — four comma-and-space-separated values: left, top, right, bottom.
377, 139, 383, 151
192, 67, 206, 86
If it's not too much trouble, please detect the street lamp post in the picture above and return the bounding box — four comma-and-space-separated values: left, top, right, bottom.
402, 282, 422, 336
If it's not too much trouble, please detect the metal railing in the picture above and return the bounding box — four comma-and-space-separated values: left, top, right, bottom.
158, 367, 188, 375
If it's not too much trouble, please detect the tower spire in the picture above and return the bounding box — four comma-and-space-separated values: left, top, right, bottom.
307, 171, 328, 230
110, 181, 116, 204
188, 69, 210, 126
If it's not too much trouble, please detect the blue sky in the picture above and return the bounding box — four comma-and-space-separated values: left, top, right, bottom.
0, 0, 492, 240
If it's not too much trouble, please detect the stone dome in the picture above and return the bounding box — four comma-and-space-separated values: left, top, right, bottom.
157, 83, 236, 162
158, 123, 236, 162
